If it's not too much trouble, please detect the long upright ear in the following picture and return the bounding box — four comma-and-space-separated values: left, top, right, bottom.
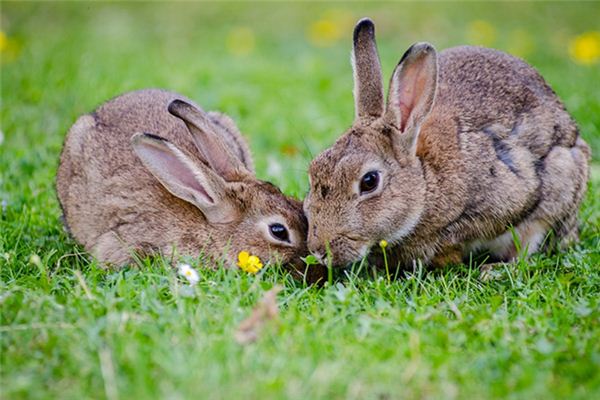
384, 43, 438, 152
167, 100, 250, 182
352, 18, 384, 119
207, 111, 255, 174
131, 133, 237, 224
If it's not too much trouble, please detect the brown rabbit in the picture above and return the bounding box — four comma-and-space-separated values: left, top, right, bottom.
57, 89, 321, 279
304, 19, 590, 269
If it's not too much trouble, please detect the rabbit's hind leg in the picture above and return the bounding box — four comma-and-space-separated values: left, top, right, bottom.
477, 219, 550, 262
474, 140, 589, 262
91, 231, 133, 268
532, 140, 589, 252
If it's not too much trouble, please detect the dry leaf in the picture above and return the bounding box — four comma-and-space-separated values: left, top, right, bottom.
234, 286, 282, 345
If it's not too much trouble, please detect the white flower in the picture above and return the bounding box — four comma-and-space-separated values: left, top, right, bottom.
0, 130, 4, 146
177, 263, 199, 286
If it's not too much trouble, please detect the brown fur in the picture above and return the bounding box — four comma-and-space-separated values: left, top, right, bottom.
305, 19, 590, 268
57, 89, 325, 281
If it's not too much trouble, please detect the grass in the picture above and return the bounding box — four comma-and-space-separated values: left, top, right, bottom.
1, 2, 599, 399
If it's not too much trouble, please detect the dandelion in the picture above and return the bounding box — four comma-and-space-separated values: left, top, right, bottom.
0, 30, 21, 63
379, 240, 390, 282
0, 31, 7, 52
306, 9, 353, 48
569, 31, 600, 65
226, 27, 255, 57
308, 19, 342, 47
177, 263, 199, 286
237, 251, 264, 274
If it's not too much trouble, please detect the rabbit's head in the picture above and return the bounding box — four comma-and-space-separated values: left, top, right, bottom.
132, 100, 312, 274
305, 19, 438, 267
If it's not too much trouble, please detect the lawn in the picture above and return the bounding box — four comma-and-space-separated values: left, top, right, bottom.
1, 2, 599, 399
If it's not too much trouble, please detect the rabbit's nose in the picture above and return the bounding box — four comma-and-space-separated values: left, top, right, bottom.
311, 250, 326, 265
308, 234, 325, 256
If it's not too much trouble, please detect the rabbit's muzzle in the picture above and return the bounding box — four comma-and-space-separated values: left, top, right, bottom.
308, 228, 369, 268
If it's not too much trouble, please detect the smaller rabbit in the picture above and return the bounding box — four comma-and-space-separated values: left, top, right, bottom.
57, 89, 323, 280
304, 19, 590, 269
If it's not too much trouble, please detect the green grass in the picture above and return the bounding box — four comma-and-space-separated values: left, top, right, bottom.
1, 2, 599, 399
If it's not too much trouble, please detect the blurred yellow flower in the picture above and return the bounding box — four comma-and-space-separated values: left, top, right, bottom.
0, 30, 21, 63
307, 9, 354, 48
569, 31, 600, 65
467, 20, 496, 47
227, 27, 255, 56
237, 251, 264, 274
308, 19, 341, 47
379, 240, 388, 249
0, 31, 7, 52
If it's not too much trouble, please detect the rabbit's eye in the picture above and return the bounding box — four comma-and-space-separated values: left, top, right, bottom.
269, 223, 290, 243
360, 171, 380, 194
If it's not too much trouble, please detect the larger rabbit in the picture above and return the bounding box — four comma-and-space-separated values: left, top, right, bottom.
57, 89, 319, 278
304, 19, 590, 269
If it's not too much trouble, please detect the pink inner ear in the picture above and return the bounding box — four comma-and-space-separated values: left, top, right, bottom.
397, 62, 429, 132
399, 101, 412, 132
201, 134, 238, 179
167, 155, 214, 203
143, 144, 214, 204
188, 125, 244, 182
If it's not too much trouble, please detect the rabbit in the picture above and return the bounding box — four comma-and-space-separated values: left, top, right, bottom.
56, 88, 325, 281
303, 18, 591, 269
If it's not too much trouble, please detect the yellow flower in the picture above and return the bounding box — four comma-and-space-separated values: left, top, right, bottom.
0, 31, 21, 63
237, 251, 264, 274
0, 31, 7, 52
466, 20, 496, 47
306, 10, 353, 48
379, 240, 388, 249
226, 27, 255, 57
308, 19, 342, 47
569, 31, 600, 65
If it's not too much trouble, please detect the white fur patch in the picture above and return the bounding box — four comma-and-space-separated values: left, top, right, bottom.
467, 220, 549, 260
388, 203, 424, 245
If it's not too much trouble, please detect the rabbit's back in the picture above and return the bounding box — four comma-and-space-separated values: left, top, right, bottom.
413, 46, 590, 262
436, 46, 579, 152
57, 89, 213, 261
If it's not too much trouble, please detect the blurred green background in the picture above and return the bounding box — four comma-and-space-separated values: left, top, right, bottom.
1, 2, 599, 399
2, 1, 599, 199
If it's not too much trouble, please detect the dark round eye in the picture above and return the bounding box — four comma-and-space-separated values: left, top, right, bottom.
359, 171, 380, 194
269, 223, 290, 242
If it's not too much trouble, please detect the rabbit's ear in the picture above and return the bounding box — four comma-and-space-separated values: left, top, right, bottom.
352, 18, 385, 119
168, 100, 250, 182
131, 133, 237, 224
385, 43, 438, 152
